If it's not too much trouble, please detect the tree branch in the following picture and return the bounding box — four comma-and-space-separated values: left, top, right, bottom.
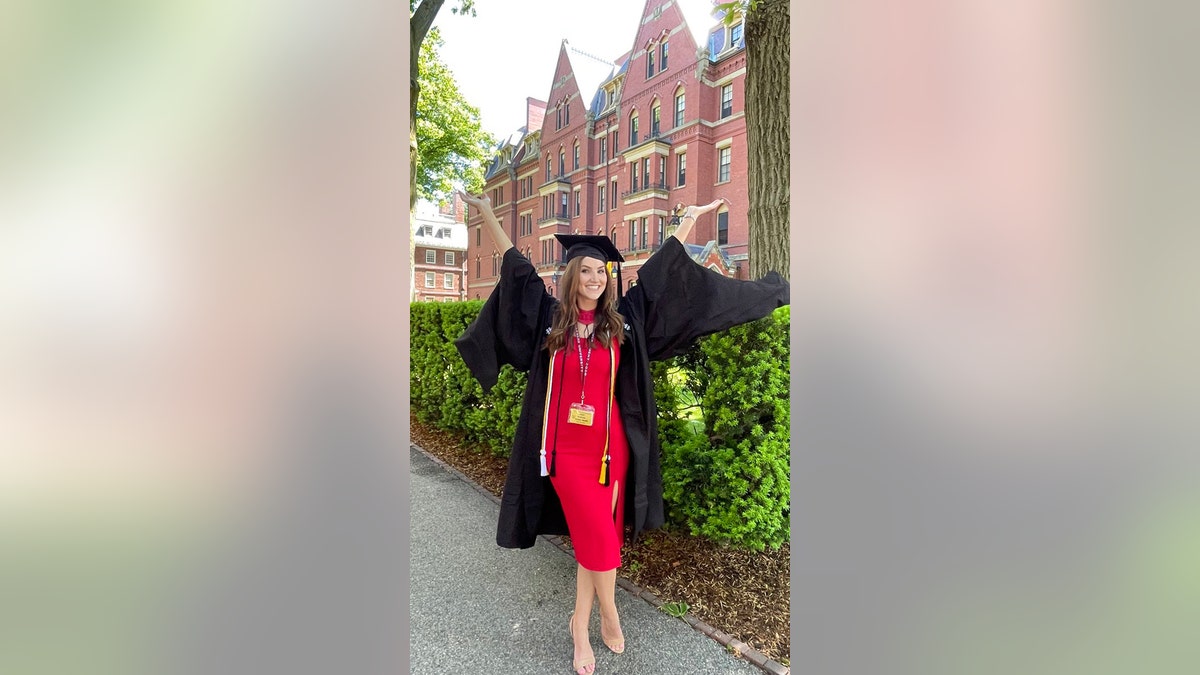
411, 0, 446, 47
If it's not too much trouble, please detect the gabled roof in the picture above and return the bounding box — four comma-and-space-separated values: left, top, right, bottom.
563, 41, 617, 114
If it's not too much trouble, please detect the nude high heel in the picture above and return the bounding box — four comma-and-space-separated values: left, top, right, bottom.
568, 613, 595, 675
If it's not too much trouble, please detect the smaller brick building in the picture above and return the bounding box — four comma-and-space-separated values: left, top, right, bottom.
413, 198, 468, 302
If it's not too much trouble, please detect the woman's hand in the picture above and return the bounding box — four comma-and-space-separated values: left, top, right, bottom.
457, 190, 512, 252
674, 198, 729, 221
456, 190, 492, 211
670, 198, 729, 243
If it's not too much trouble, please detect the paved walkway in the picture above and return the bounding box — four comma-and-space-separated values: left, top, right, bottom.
409, 445, 770, 675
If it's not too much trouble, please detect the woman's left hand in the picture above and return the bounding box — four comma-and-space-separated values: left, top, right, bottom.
675, 198, 729, 221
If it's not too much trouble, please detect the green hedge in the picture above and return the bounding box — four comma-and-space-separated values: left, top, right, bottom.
411, 301, 790, 550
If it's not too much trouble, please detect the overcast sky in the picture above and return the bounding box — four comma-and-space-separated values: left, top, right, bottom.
430, 0, 725, 140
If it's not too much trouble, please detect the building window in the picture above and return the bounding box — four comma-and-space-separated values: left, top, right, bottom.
646, 48, 654, 78
425, 250, 435, 264
492, 253, 498, 276
597, 184, 605, 212
629, 113, 639, 146
546, 157, 552, 182
560, 192, 568, 218
600, 137, 607, 162
574, 188, 581, 217
651, 104, 660, 137
640, 218, 649, 249
573, 142, 580, 170
499, 186, 504, 204
677, 152, 686, 186
443, 273, 454, 289
565, 104, 570, 125
612, 131, 618, 152
629, 222, 636, 250
721, 84, 733, 118
731, 22, 743, 48
556, 106, 562, 130
425, 272, 435, 287
475, 258, 480, 278
558, 150, 565, 176
631, 162, 639, 191
445, 251, 454, 265
658, 156, 666, 186
657, 216, 665, 245
718, 146, 731, 182
611, 227, 618, 248
661, 41, 668, 70
610, 181, 617, 209
674, 90, 685, 127
642, 157, 651, 189
717, 210, 729, 245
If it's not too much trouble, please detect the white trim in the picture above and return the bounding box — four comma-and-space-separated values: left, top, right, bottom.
715, 137, 734, 150
704, 68, 747, 87
624, 207, 669, 220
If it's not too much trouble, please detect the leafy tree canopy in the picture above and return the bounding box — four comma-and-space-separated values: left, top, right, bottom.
415, 27, 494, 203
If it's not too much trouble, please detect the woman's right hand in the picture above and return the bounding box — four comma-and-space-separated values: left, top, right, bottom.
456, 190, 492, 211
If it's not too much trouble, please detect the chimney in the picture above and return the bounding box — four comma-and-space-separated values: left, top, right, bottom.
526, 97, 547, 134
452, 192, 466, 223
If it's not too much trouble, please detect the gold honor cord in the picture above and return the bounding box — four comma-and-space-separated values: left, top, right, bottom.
599, 344, 617, 486
538, 348, 561, 477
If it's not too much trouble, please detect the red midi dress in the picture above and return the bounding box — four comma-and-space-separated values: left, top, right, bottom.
543, 334, 630, 572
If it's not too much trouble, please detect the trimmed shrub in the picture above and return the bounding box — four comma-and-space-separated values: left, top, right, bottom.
659, 306, 790, 551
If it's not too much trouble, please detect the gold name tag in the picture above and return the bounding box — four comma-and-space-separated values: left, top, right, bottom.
568, 403, 595, 426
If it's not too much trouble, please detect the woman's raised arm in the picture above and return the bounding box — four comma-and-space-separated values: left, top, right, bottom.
670, 198, 729, 243
457, 190, 514, 254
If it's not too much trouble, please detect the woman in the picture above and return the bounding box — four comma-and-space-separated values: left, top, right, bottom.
455, 192, 788, 674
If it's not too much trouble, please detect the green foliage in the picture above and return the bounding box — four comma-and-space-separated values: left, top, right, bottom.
411, 301, 791, 550
415, 27, 494, 203
659, 306, 790, 551
410, 299, 525, 457
713, 0, 757, 24
660, 601, 690, 618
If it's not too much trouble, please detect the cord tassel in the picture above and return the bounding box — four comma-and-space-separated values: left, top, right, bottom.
599, 453, 610, 486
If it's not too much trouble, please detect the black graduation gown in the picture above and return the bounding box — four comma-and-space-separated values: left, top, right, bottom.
454, 237, 789, 549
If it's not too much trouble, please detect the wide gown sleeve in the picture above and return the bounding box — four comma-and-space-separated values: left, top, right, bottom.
454, 247, 554, 391
624, 237, 790, 361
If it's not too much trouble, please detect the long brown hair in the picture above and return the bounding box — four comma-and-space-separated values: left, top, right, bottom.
545, 256, 625, 352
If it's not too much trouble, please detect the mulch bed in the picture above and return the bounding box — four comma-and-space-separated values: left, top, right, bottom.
410, 414, 790, 664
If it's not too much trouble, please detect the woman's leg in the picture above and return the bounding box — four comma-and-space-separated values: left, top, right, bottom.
593, 568, 625, 650
571, 564, 597, 673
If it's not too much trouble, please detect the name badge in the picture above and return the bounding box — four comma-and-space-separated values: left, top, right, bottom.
568, 403, 595, 426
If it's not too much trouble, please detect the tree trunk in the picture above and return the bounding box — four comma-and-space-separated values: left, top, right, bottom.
410, 0, 445, 301
744, 0, 790, 280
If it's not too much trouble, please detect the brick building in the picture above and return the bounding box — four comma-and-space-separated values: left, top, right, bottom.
466, 0, 748, 300
413, 197, 468, 302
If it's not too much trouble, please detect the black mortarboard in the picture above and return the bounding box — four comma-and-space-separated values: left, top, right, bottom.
553, 233, 626, 296
554, 234, 625, 264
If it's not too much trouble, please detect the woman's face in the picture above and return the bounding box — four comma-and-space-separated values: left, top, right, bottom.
575, 256, 608, 306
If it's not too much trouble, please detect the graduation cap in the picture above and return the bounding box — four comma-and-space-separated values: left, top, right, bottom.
554, 233, 626, 296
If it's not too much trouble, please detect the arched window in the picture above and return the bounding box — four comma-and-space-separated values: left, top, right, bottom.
573, 141, 580, 170
545, 155, 552, 182
629, 111, 639, 145
558, 148, 565, 176
650, 100, 661, 137
674, 87, 686, 128
646, 47, 655, 78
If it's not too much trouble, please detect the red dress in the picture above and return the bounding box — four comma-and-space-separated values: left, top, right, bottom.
543, 332, 630, 572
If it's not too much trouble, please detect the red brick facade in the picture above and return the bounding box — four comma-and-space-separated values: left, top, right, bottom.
466, 1, 750, 301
